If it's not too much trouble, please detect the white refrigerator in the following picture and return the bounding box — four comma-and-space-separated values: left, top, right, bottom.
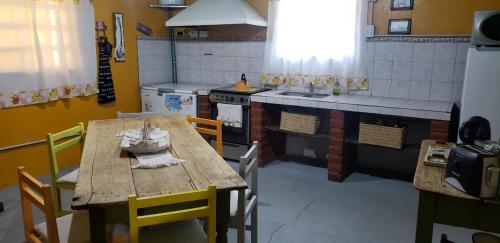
460, 47, 500, 141
141, 84, 198, 117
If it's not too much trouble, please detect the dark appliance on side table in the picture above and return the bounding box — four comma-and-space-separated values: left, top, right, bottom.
445, 116, 500, 198
209, 83, 270, 160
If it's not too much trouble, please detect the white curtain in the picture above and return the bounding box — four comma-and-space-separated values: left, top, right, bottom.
0, 0, 96, 108
261, 0, 368, 90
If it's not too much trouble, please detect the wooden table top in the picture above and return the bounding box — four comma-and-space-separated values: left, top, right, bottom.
72, 115, 247, 209
414, 139, 478, 200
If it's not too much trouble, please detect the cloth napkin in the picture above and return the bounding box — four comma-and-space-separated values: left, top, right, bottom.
131, 151, 186, 169
217, 103, 243, 128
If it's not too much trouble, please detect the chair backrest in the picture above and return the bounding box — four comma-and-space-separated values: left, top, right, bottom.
128, 185, 217, 243
238, 141, 258, 214
117, 111, 159, 119
186, 115, 223, 156
46, 123, 85, 184
17, 167, 59, 243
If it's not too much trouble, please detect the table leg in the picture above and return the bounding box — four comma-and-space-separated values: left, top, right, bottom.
89, 207, 107, 243
415, 191, 437, 243
216, 191, 230, 243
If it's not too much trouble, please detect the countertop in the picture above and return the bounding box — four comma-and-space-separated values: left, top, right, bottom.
142, 82, 219, 95
251, 90, 456, 121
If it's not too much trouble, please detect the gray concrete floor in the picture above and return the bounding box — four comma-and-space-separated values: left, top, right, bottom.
0, 160, 488, 243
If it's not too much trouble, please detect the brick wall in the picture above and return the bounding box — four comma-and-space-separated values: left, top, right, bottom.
328, 110, 345, 181
198, 95, 210, 119
251, 102, 285, 166
430, 120, 450, 141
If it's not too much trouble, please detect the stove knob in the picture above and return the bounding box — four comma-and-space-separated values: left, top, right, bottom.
225, 97, 229, 101
230, 97, 234, 102
240, 97, 244, 103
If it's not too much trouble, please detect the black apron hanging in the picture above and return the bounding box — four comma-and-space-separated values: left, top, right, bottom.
97, 40, 116, 104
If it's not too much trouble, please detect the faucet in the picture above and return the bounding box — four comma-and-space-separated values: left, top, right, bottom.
309, 83, 314, 94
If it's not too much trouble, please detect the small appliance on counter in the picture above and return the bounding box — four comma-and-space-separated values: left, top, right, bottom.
459, 116, 491, 144
471, 10, 500, 46
445, 144, 500, 198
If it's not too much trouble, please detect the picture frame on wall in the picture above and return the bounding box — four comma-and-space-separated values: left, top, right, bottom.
112, 13, 125, 62
388, 19, 412, 35
390, 0, 414, 11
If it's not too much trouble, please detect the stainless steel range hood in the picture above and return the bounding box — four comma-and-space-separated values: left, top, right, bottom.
165, 0, 267, 27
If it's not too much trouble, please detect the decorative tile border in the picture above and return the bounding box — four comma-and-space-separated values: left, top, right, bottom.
367, 35, 471, 43
139, 35, 471, 43
137, 36, 266, 42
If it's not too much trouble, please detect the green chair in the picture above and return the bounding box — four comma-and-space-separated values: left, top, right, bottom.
47, 123, 85, 217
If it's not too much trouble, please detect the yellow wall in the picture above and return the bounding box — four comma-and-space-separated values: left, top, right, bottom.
2, 0, 500, 187
0, 0, 169, 187
373, 0, 500, 35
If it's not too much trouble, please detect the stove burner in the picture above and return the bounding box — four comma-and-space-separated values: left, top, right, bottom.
210, 85, 270, 106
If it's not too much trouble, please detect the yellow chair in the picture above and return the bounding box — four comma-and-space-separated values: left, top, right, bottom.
128, 185, 217, 243
47, 123, 85, 216
228, 141, 259, 243
17, 167, 90, 243
186, 115, 223, 156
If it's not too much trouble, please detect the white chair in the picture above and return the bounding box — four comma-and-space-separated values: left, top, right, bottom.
228, 141, 258, 243
117, 111, 159, 119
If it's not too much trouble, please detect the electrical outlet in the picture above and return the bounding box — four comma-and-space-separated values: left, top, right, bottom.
366, 25, 375, 37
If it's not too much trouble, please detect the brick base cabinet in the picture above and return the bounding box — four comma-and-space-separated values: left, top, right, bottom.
197, 95, 210, 119
328, 110, 346, 181
430, 120, 450, 141
250, 102, 285, 167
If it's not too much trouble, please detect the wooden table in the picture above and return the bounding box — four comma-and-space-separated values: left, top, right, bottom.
413, 140, 500, 243
72, 115, 247, 243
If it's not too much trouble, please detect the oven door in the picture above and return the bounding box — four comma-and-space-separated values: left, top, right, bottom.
210, 102, 249, 145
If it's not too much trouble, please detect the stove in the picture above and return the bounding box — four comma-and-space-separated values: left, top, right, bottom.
209, 85, 270, 105
209, 85, 270, 160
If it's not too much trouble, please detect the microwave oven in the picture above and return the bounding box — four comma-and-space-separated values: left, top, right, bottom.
471, 10, 500, 46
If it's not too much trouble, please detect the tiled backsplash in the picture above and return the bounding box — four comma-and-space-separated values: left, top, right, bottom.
365, 39, 469, 102
138, 39, 172, 86
138, 37, 469, 102
175, 41, 265, 86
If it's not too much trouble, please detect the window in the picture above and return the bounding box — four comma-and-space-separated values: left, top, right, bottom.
0, 0, 96, 108
262, 0, 368, 90
276, 0, 358, 61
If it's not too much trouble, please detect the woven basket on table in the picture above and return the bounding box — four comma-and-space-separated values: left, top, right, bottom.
280, 111, 320, 135
358, 123, 405, 149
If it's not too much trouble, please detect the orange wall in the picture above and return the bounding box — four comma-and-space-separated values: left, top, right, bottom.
373, 0, 500, 35
0, 0, 169, 187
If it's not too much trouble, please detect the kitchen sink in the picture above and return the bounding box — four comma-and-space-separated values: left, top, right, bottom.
278, 91, 329, 98
302, 93, 329, 98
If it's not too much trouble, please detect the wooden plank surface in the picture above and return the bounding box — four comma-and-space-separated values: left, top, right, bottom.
72, 115, 247, 209
413, 139, 478, 200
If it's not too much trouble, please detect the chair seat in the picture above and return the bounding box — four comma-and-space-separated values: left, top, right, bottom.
229, 189, 252, 217
139, 219, 207, 243
35, 210, 90, 243
57, 168, 79, 184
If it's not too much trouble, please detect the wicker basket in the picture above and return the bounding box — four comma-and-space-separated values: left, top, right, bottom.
280, 111, 320, 135
358, 123, 405, 149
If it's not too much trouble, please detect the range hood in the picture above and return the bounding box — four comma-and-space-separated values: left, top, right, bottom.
165, 0, 267, 27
